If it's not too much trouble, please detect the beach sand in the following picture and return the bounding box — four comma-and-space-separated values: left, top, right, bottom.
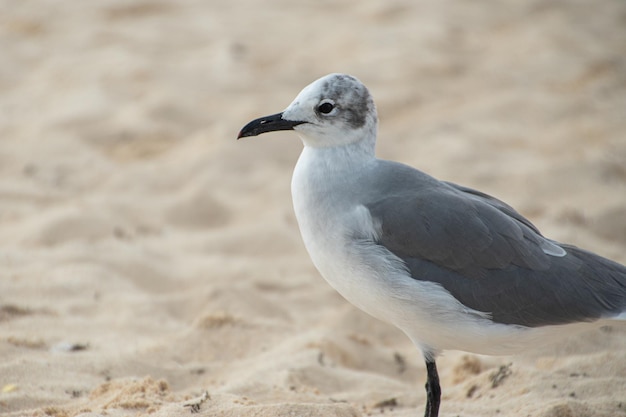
1, 1, 625, 416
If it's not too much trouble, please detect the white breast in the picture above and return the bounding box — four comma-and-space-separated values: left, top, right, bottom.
291, 147, 454, 330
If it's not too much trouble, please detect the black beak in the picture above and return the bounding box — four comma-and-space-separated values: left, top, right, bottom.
237, 112, 305, 139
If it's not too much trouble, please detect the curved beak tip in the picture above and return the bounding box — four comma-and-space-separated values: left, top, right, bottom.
237, 112, 305, 140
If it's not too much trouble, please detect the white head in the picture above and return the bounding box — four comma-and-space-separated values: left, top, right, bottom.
238, 74, 378, 150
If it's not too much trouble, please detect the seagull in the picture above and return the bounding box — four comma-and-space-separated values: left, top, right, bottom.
237, 73, 626, 417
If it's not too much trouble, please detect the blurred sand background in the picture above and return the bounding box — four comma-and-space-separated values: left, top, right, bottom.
1, 0, 626, 416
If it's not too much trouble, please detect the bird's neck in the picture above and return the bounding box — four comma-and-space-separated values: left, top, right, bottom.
296, 138, 376, 178
291, 139, 376, 226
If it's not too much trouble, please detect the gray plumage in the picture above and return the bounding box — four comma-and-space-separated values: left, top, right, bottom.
364, 160, 626, 327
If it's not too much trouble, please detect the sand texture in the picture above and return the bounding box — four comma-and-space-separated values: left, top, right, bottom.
1, 0, 626, 416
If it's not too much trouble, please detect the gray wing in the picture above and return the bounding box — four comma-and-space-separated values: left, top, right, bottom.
366, 176, 626, 327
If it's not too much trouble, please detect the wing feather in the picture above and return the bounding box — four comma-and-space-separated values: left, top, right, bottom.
365, 174, 626, 326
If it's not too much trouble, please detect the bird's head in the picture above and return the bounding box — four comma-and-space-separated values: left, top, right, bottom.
238, 73, 378, 149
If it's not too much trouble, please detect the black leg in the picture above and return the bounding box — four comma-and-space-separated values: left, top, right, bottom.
424, 359, 441, 417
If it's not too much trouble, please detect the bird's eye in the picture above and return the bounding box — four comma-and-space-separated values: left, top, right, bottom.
317, 101, 335, 115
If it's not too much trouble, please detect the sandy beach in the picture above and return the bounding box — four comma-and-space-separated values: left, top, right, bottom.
1, 0, 625, 416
